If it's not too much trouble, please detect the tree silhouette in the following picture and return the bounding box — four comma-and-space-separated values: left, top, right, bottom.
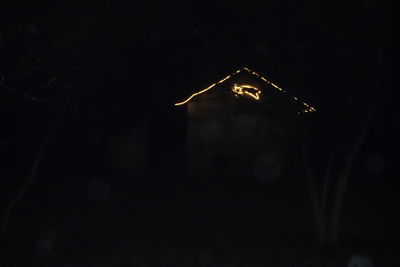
294, 47, 384, 244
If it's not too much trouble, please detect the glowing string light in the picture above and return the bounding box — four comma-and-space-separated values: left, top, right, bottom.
174, 73, 237, 106
174, 67, 316, 113
241, 68, 315, 113
232, 84, 261, 100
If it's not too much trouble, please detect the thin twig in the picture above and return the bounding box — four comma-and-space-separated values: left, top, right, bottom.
321, 152, 334, 217
0, 78, 61, 107
0, 123, 56, 237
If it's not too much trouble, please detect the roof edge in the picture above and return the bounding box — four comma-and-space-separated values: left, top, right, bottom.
174, 67, 316, 113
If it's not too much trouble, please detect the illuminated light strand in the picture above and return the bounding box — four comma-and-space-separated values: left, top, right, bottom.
241, 67, 316, 113
245, 91, 260, 100
174, 83, 216, 106
174, 66, 316, 113
232, 84, 261, 101
174, 72, 239, 106
243, 67, 286, 93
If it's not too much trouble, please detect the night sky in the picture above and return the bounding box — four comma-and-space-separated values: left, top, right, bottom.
0, 1, 398, 266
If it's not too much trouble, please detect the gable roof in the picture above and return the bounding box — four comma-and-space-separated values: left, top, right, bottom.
174, 67, 316, 113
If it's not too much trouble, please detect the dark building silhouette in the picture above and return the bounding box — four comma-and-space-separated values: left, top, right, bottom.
175, 67, 315, 183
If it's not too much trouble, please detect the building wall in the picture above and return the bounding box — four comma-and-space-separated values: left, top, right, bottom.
186, 93, 297, 183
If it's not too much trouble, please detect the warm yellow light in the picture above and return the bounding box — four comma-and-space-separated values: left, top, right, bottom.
217, 75, 231, 84
232, 84, 261, 101
174, 66, 316, 113
245, 91, 260, 100
240, 68, 318, 112
174, 83, 217, 106
174, 71, 241, 106
242, 67, 286, 93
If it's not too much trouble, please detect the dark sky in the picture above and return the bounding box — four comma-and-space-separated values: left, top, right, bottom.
1, 1, 395, 104
1, 0, 395, 156
0, 2, 396, 175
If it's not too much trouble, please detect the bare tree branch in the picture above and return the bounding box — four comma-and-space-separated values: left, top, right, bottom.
0, 122, 57, 237
329, 47, 383, 242
0, 78, 61, 107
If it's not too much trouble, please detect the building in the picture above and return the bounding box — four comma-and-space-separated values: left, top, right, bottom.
175, 67, 315, 183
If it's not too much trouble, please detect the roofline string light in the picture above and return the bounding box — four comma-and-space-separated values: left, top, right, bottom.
174, 67, 316, 113
174, 69, 241, 106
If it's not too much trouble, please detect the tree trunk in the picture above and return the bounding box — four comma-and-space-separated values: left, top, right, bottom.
330, 173, 348, 243
329, 129, 370, 243
315, 210, 327, 244
329, 48, 381, 243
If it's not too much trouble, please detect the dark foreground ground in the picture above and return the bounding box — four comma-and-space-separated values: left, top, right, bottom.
0, 176, 399, 267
